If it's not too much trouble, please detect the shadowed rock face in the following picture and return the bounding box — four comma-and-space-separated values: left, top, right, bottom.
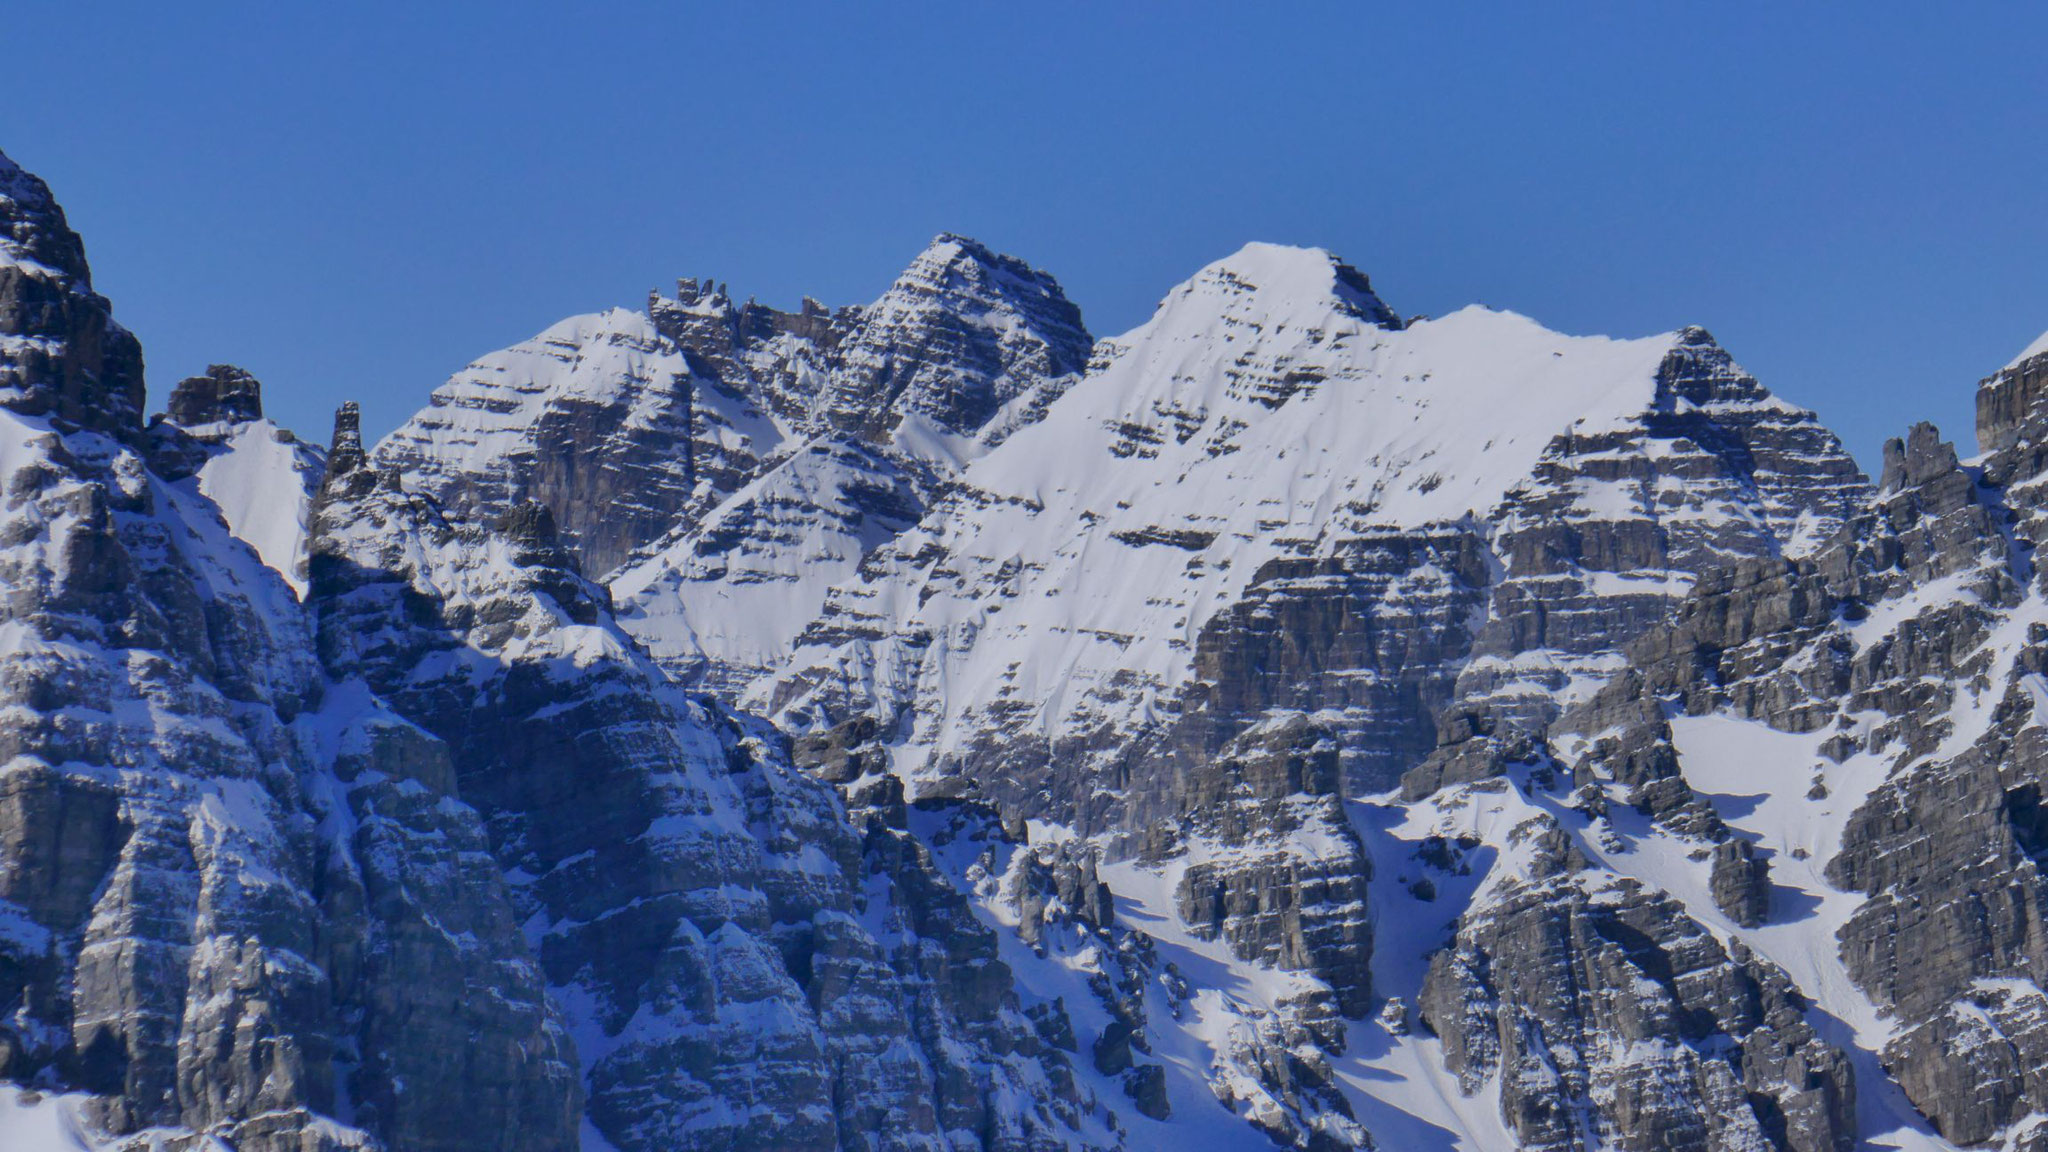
0, 152, 317, 1150
0, 152, 145, 438
311, 407, 1107, 1152
165, 364, 265, 428
368, 309, 706, 579
1155, 715, 1377, 1018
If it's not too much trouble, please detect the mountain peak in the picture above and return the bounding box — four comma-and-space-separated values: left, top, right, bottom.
834, 234, 1093, 438
0, 150, 89, 285
1977, 326, 2048, 457
1157, 242, 1401, 332
918, 231, 997, 261
884, 232, 1078, 312
0, 148, 145, 436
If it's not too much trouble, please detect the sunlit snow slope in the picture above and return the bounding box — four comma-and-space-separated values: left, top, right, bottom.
752, 242, 1836, 797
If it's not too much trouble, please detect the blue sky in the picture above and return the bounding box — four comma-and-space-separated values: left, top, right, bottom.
7, 3, 2046, 467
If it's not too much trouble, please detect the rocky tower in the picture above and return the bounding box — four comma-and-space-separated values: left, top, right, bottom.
0, 151, 145, 438
163, 364, 265, 427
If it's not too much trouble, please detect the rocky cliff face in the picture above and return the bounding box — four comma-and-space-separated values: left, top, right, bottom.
0, 152, 388, 1152
0, 152, 145, 439
15, 139, 2048, 1152
368, 309, 707, 581
312, 404, 1109, 1152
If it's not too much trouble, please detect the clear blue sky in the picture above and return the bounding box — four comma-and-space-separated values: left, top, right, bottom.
7, 3, 2046, 467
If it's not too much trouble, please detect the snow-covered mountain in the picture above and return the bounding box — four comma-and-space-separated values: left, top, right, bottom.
751, 244, 1862, 804
372, 234, 1093, 695
10, 140, 2048, 1152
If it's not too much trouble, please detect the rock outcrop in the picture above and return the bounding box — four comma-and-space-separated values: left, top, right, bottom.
0, 151, 145, 438
1421, 870, 1854, 1152
163, 364, 265, 428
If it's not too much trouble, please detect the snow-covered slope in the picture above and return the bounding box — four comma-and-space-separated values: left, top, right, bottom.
147, 364, 325, 593
2006, 327, 2048, 371
733, 239, 1884, 1151
0, 1088, 98, 1152
609, 435, 919, 684
190, 418, 320, 591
